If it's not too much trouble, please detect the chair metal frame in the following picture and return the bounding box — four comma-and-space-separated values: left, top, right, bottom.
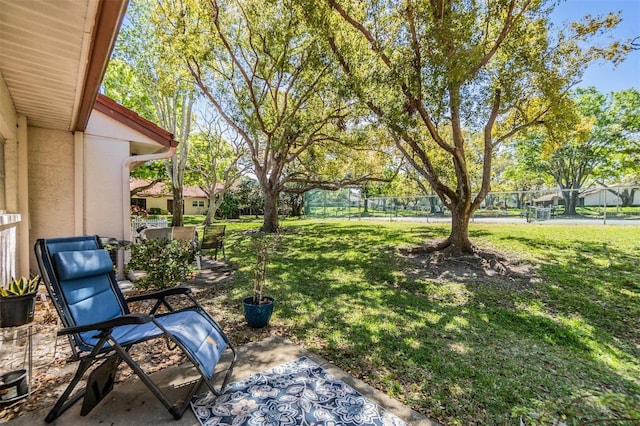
198, 224, 226, 262
34, 235, 236, 423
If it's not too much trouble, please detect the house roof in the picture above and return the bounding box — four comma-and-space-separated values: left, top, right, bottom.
579, 187, 606, 197
94, 94, 178, 148
131, 179, 212, 199
0, 0, 128, 131
532, 193, 560, 202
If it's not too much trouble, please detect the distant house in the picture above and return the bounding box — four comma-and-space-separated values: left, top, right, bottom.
532, 193, 563, 207
131, 179, 216, 215
579, 187, 640, 207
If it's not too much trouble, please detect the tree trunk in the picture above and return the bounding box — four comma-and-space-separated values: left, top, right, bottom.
203, 205, 215, 225
562, 190, 578, 216
261, 189, 280, 232
171, 186, 184, 226
619, 188, 632, 207
204, 191, 225, 225
447, 203, 474, 255
290, 195, 303, 217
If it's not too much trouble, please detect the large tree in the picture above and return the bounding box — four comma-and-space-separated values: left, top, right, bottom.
107, 0, 197, 226
186, 113, 249, 224
302, 0, 628, 253
155, 0, 391, 232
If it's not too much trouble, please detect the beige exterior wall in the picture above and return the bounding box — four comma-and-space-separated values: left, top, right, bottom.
83, 134, 129, 239
132, 196, 209, 216
28, 127, 75, 242
185, 197, 209, 215
139, 196, 170, 213
0, 72, 25, 283
85, 110, 171, 241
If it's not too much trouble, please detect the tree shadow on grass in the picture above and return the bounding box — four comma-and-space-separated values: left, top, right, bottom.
216, 222, 639, 425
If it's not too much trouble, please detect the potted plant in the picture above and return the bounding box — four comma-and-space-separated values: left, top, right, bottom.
0, 276, 39, 327
242, 234, 280, 328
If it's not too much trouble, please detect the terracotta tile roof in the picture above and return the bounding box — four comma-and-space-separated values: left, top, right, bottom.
131, 178, 213, 198
95, 94, 178, 148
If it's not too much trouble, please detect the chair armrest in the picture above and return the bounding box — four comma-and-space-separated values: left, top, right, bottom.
57, 313, 153, 336
125, 286, 192, 302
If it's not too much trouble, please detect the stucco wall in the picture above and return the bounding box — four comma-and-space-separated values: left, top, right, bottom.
84, 134, 129, 239
132, 195, 209, 215
85, 110, 171, 241
0, 72, 24, 282
185, 197, 208, 215
28, 127, 75, 243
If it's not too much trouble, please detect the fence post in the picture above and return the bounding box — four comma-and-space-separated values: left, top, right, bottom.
603, 188, 607, 225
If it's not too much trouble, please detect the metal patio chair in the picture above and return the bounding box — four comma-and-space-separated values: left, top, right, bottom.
198, 225, 226, 262
34, 235, 236, 423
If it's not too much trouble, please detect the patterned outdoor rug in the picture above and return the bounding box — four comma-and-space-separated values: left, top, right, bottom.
190, 356, 409, 426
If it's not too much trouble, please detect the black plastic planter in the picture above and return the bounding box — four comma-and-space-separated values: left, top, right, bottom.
242, 296, 275, 328
0, 293, 36, 328
0, 369, 28, 404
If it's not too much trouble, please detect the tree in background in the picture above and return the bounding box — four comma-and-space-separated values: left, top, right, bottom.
595, 88, 640, 206
186, 112, 249, 224
302, 0, 628, 254
156, 0, 392, 232
219, 178, 264, 219
513, 88, 638, 215
105, 0, 196, 226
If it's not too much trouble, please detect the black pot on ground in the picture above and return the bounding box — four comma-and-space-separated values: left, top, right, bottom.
242, 296, 275, 328
0, 293, 36, 328
0, 369, 28, 404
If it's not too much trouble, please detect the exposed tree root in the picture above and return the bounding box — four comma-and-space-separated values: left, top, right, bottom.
398, 240, 537, 289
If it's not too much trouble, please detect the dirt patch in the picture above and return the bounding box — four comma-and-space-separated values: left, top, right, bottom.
397, 242, 540, 290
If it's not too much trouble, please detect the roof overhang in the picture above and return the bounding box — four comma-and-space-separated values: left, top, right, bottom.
0, 0, 128, 132
94, 94, 178, 149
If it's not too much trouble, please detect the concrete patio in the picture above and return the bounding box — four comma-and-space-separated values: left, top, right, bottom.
7, 336, 437, 425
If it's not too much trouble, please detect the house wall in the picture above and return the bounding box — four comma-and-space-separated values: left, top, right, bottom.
0, 72, 22, 284
83, 134, 129, 239
28, 127, 75, 274
582, 191, 623, 207
139, 196, 170, 213
85, 110, 171, 241
585, 189, 640, 207
186, 197, 208, 215
132, 195, 209, 215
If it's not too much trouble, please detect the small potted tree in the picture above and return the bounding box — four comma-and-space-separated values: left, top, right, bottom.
0, 276, 39, 327
242, 234, 280, 328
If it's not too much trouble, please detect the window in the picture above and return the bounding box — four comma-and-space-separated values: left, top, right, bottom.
0, 137, 5, 211
192, 200, 205, 207
131, 198, 147, 209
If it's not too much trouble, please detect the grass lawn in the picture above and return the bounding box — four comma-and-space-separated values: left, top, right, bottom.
193, 218, 639, 425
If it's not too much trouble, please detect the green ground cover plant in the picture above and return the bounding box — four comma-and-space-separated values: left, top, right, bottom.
194, 218, 638, 425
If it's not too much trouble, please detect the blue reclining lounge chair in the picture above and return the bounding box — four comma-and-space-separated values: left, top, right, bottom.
34, 235, 237, 423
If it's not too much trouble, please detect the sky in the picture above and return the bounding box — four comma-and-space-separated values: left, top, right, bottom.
551, 0, 640, 93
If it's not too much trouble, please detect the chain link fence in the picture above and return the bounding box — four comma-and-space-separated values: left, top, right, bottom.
303, 186, 640, 224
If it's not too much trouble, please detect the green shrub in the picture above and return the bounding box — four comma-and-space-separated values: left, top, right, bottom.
126, 238, 197, 290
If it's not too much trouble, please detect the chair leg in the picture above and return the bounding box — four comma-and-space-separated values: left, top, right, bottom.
111, 341, 202, 420
45, 358, 93, 423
